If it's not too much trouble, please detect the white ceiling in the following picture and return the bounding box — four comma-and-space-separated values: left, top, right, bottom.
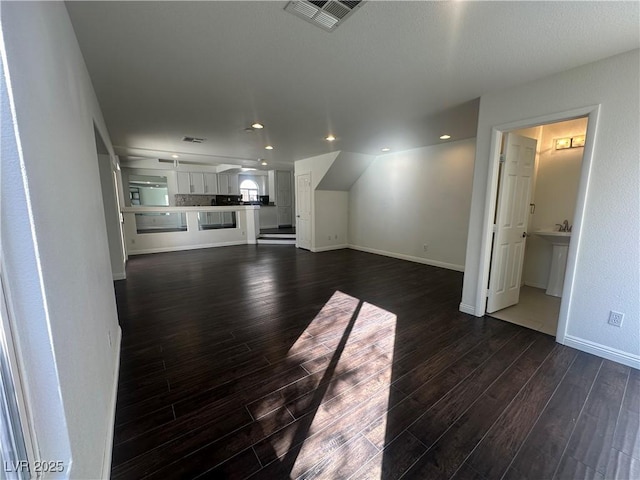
66, 1, 639, 169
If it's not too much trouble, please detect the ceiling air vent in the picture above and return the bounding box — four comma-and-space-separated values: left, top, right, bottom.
285, 0, 364, 32
182, 136, 206, 143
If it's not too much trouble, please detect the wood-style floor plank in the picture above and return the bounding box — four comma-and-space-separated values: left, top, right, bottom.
110, 246, 638, 479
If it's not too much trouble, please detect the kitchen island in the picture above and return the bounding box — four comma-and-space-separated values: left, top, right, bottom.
122, 205, 260, 255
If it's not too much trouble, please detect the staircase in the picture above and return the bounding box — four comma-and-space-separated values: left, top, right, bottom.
257, 228, 296, 245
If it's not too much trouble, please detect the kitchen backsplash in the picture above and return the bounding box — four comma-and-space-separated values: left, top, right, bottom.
174, 194, 216, 206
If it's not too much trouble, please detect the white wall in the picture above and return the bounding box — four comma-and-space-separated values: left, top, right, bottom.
315, 191, 349, 251
349, 139, 476, 271
521, 118, 587, 289
461, 50, 640, 368
1, 2, 121, 477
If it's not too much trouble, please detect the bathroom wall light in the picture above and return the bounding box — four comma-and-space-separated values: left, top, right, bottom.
571, 135, 585, 148
556, 135, 585, 150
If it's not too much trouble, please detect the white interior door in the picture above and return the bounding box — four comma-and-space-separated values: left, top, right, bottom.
296, 173, 311, 250
487, 133, 537, 313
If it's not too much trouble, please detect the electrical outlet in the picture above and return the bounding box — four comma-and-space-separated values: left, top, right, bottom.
423, 244, 429, 252
334, 234, 338, 240
328, 235, 332, 240
608, 311, 624, 327
131, 239, 135, 244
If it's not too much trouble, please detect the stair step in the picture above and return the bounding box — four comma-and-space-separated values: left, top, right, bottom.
259, 233, 296, 239
257, 238, 296, 245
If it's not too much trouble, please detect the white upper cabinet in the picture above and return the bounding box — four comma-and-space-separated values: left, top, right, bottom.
203, 173, 218, 194
177, 172, 218, 194
176, 172, 191, 194
228, 174, 239, 194
191, 173, 205, 194
218, 174, 229, 194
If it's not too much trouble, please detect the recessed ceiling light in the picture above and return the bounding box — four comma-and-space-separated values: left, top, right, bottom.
261, 160, 268, 166
381, 148, 391, 152
171, 154, 180, 159
265, 145, 274, 150
325, 135, 336, 142
252, 123, 264, 129
440, 134, 451, 140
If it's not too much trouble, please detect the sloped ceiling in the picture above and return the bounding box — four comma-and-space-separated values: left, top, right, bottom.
66, 1, 639, 169
316, 152, 375, 191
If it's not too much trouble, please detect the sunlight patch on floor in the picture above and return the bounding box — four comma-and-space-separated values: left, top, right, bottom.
259, 290, 397, 478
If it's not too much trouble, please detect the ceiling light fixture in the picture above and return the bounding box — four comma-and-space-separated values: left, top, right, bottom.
265, 145, 274, 150
261, 160, 268, 166
381, 148, 391, 152
325, 135, 336, 141
171, 154, 180, 159
252, 123, 264, 129
439, 134, 451, 140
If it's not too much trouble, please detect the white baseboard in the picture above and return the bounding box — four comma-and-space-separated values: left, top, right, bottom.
127, 240, 248, 255
101, 326, 122, 478
312, 244, 349, 253
348, 244, 465, 272
459, 302, 480, 316
562, 335, 640, 369
259, 224, 278, 229
524, 281, 547, 290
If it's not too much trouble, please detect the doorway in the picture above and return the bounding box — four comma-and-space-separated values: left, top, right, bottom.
485, 115, 591, 337
94, 126, 127, 280
295, 173, 312, 250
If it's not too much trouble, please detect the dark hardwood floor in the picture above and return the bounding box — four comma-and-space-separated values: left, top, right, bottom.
111, 246, 639, 480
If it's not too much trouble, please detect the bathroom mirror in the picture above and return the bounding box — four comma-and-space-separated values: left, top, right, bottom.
129, 174, 169, 206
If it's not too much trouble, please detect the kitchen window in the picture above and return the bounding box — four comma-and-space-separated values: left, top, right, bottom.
240, 179, 259, 202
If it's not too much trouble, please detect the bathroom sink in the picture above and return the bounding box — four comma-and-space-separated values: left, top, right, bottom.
535, 230, 571, 245
535, 230, 571, 297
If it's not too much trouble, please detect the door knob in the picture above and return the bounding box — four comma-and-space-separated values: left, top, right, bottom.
522, 232, 527, 238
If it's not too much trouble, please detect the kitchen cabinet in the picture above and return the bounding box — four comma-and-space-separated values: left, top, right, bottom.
203, 173, 218, 194
191, 173, 205, 194
176, 172, 191, 194
218, 174, 239, 194
218, 174, 229, 194
228, 174, 239, 194
177, 172, 218, 194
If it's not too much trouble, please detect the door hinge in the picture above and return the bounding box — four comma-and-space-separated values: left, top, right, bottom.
486, 288, 491, 298
492, 224, 497, 233
499, 154, 506, 163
